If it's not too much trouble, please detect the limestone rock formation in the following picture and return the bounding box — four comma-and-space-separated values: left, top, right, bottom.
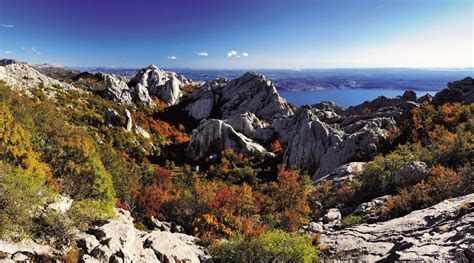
314, 162, 366, 185
0, 209, 210, 262
184, 78, 227, 120
78, 209, 210, 262
129, 65, 191, 106
0, 61, 75, 97
100, 72, 136, 105
223, 112, 275, 143
183, 72, 293, 121
187, 119, 267, 161
281, 103, 397, 178
322, 193, 474, 262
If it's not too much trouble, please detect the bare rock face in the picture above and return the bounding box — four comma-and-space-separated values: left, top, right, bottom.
0, 208, 210, 262
0, 240, 52, 260
76, 209, 210, 262
0, 62, 75, 97
281, 103, 396, 178
187, 119, 267, 161
184, 78, 227, 120
183, 72, 293, 121
219, 72, 293, 120
100, 72, 136, 106
322, 193, 474, 262
223, 112, 275, 143
283, 115, 344, 175
433, 77, 474, 106
129, 65, 191, 106
315, 162, 366, 185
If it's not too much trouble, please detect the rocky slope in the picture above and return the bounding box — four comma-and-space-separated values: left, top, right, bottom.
0, 59, 75, 97
0, 204, 210, 263
321, 193, 474, 262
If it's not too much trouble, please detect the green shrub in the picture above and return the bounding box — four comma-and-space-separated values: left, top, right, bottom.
341, 215, 363, 227
359, 145, 414, 198
0, 163, 53, 238
67, 199, 115, 231
211, 230, 318, 263
32, 211, 74, 247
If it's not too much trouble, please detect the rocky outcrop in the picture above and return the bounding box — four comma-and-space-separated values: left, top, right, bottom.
183, 72, 293, 121
392, 161, 430, 187
184, 78, 227, 120
314, 162, 365, 185
104, 108, 133, 132
283, 115, 344, 176
0, 209, 210, 262
433, 77, 474, 106
0, 240, 52, 262
223, 112, 275, 143
322, 193, 474, 262
101, 73, 136, 105
353, 195, 391, 222
187, 119, 267, 161
104, 108, 124, 127
0, 61, 75, 97
344, 90, 418, 116
78, 209, 210, 262
281, 103, 396, 178
129, 65, 191, 106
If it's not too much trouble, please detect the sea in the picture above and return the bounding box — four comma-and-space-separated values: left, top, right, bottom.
280, 89, 437, 108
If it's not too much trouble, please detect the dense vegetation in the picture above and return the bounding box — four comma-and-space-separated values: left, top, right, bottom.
0, 78, 472, 261
313, 102, 473, 220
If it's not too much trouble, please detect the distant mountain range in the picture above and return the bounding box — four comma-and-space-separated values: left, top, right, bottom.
69, 66, 474, 92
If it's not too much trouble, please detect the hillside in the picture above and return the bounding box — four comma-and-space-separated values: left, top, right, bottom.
0, 59, 472, 262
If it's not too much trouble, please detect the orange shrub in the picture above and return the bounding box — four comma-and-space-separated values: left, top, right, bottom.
270, 139, 283, 153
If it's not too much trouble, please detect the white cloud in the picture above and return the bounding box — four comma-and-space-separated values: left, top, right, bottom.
227, 50, 249, 58
227, 50, 238, 57
195, 51, 208, 57
1, 24, 14, 28
4, 51, 13, 54
24, 47, 41, 55
167, 56, 177, 60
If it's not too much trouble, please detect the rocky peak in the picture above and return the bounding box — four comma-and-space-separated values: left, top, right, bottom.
183, 72, 293, 122
129, 64, 191, 106
220, 72, 293, 120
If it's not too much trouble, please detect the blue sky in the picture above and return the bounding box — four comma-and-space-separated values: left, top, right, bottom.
0, 0, 472, 68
